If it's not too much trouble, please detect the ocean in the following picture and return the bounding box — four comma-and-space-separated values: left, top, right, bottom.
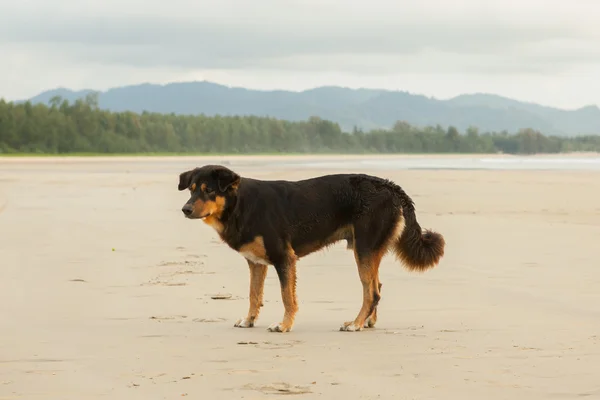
2, 155, 600, 174
271, 156, 600, 171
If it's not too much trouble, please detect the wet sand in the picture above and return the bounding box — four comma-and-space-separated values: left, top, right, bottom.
1, 156, 599, 399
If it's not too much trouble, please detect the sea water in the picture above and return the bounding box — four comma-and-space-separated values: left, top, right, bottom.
272, 156, 600, 171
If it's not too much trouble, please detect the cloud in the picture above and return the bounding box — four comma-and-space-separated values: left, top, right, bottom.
0, 0, 599, 106
1, 0, 596, 71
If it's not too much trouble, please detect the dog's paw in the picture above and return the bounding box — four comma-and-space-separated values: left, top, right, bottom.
363, 316, 376, 328
234, 317, 254, 328
340, 321, 363, 332
267, 322, 292, 333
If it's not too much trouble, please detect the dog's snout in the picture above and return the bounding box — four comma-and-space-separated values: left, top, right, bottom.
182, 204, 193, 216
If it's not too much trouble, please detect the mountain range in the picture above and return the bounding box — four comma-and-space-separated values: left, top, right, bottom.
23, 81, 600, 137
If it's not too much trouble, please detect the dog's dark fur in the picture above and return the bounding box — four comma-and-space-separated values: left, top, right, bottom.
178, 165, 445, 332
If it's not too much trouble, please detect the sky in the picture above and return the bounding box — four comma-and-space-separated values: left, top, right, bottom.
1, 0, 599, 109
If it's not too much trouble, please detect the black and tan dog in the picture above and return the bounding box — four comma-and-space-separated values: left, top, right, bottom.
178, 165, 445, 333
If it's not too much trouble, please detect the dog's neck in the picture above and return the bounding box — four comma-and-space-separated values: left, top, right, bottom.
204, 192, 240, 246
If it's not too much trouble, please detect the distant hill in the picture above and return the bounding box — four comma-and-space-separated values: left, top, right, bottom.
23, 81, 600, 136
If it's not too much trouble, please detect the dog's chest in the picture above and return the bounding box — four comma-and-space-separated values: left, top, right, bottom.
237, 236, 271, 266
240, 250, 270, 265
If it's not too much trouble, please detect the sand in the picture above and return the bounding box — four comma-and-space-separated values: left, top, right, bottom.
1, 156, 599, 399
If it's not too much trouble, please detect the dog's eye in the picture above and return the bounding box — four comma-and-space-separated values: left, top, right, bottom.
205, 188, 215, 195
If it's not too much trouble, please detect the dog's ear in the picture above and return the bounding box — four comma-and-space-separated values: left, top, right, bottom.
213, 167, 241, 192
178, 169, 196, 191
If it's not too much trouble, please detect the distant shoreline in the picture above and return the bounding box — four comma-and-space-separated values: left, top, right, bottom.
2, 152, 599, 164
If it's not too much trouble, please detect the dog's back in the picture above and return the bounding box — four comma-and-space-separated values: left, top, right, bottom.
235, 173, 404, 258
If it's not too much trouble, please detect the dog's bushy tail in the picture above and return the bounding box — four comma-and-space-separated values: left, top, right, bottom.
392, 191, 445, 272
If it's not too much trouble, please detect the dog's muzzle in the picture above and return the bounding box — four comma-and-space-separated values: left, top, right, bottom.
182, 204, 194, 217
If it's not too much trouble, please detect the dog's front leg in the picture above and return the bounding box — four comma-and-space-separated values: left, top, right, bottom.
267, 259, 298, 333
234, 261, 268, 328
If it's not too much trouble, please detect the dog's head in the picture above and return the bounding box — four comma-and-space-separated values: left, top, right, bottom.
178, 165, 241, 220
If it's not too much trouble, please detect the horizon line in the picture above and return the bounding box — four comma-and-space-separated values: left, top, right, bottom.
9, 79, 600, 112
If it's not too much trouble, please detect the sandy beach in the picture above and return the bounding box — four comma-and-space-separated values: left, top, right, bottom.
1, 155, 599, 399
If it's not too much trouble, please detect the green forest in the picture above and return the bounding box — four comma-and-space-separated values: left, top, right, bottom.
1, 94, 600, 155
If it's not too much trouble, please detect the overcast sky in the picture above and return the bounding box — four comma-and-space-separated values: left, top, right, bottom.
1, 0, 599, 109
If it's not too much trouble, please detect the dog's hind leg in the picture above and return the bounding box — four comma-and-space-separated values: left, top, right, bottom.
235, 261, 268, 328
340, 246, 384, 332
361, 212, 403, 329
364, 280, 382, 328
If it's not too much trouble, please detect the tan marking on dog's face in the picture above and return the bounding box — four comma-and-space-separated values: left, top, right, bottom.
191, 198, 217, 218
197, 195, 226, 233
200, 183, 207, 192
186, 195, 227, 233
190, 183, 197, 191
239, 236, 270, 265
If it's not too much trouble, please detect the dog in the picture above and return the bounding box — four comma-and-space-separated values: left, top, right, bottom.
178, 165, 445, 333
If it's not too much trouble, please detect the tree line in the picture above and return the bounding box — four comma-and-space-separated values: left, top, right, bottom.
1, 94, 599, 155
